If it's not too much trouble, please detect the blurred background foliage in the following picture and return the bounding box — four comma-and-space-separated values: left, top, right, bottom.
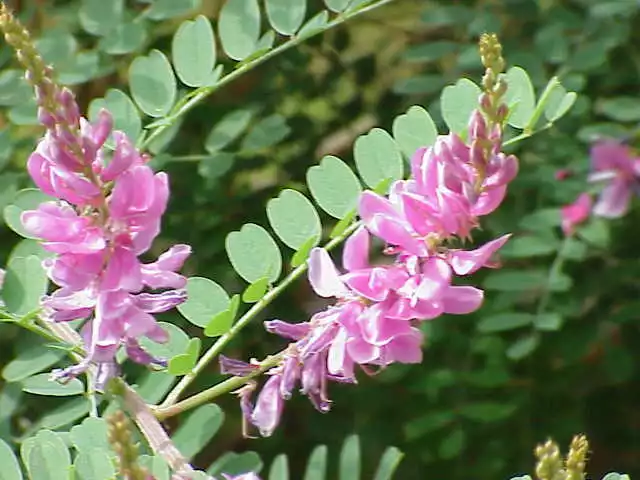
1, 0, 640, 478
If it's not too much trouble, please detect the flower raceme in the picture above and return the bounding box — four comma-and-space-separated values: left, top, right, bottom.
232, 108, 519, 437
20, 82, 190, 387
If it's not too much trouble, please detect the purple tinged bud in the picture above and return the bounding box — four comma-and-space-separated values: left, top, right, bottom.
58, 87, 80, 127
480, 92, 492, 113
125, 338, 165, 367
92, 109, 113, 149
468, 109, 487, 140
132, 289, 187, 313
38, 107, 56, 129
219, 355, 259, 376
250, 375, 284, 437
264, 320, 311, 341
469, 139, 486, 169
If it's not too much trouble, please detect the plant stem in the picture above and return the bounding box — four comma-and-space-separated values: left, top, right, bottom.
160, 221, 362, 408
154, 353, 284, 420
523, 76, 560, 135
139, 0, 396, 150
536, 235, 572, 317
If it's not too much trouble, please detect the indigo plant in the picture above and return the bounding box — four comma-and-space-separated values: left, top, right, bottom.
0, 0, 636, 479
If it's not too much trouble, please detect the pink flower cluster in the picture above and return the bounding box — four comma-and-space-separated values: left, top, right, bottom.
226, 110, 518, 437
21, 86, 190, 387
560, 140, 640, 234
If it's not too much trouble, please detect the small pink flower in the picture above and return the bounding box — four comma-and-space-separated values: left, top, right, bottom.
561, 193, 592, 235
588, 140, 640, 218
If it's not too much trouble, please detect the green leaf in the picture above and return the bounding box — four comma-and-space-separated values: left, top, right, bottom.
266, 0, 306, 35
146, 0, 200, 20
7, 240, 51, 266
99, 22, 147, 55
22, 374, 84, 397
205, 109, 254, 153
534, 313, 563, 331
373, 447, 404, 480
172, 404, 224, 460
339, 435, 360, 480
226, 224, 282, 283
291, 235, 318, 268
392, 105, 438, 159
440, 78, 481, 135
478, 312, 534, 333
483, 269, 572, 292
577, 217, 610, 248
129, 50, 176, 117
242, 277, 269, 303
70, 417, 109, 452
269, 454, 289, 480
36, 398, 91, 430
218, 0, 261, 61
207, 451, 263, 476
0, 128, 14, 171
136, 371, 175, 404
500, 235, 560, 258
298, 11, 329, 38
57, 51, 102, 86
89, 89, 142, 143
1, 255, 48, 316
518, 208, 562, 230
198, 153, 235, 180
504, 66, 536, 129
507, 334, 540, 360
168, 338, 201, 375
404, 411, 454, 441
596, 96, 640, 122
7, 98, 38, 126
307, 155, 362, 219
79, 0, 124, 36
177, 277, 230, 328
303, 445, 327, 480
35, 32, 77, 65
3, 188, 53, 239
172, 15, 216, 88
544, 84, 577, 123
324, 0, 351, 12
2, 342, 64, 383
267, 189, 321, 250
139, 322, 189, 360
241, 114, 291, 151
354, 128, 403, 189
0, 438, 22, 480
459, 402, 517, 422
0, 70, 32, 106
204, 294, 239, 337
22, 430, 70, 480
139, 456, 169, 480
74, 449, 116, 480
438, 428, 466, 460
329, 210, 356, 238
403, 41, 458, 63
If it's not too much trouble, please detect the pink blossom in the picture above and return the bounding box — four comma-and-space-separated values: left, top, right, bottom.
561, 193, 592, 235
588, 140, 640, 218
21, 87, 190, 386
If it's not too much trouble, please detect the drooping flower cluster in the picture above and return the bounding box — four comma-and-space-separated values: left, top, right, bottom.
1, 9, 190, 387
560, 140, 640, 234
222, 35, 519, 437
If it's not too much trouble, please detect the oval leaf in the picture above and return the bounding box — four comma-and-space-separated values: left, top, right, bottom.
2, 255, 48, 316
339, 435, 360, 480
353, 128, 403, 189
22, 374, 84, 397
303, 445, 327, 480
74, 449, 116, 480
265, 0, 307, 36
205, 109, 254, 153
218, 0, 261, 61
440, 78, 481, 135
172, 15, 216, 88
307, 156, 362, 219
88, 88, 141, 143
226, 224, 282, 283
269, 454, 289, 480
171, 404, 224, 460
267, 189, 321, 250
0, 438, 22, 480
177, 277, 230, 328
373, 446, 404, 480
392, 105, 438, 159
504, 66, 536, 129
129, 50, 176, 117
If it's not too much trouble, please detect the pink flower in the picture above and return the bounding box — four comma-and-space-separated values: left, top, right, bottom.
588, 140, 640, 218
21, 86, 191, 386
561, 193, 592, 235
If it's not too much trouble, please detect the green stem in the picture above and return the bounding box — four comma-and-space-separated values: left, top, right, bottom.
160, 220, 362, 408
154, 353, 284, 420
139, 0, 396, 150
